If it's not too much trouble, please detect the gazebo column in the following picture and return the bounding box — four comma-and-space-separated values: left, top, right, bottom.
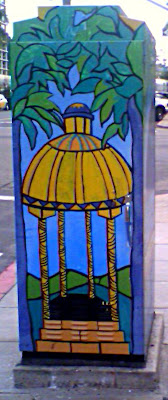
28, 207, 56, 322
85, 211, 94, 298
58, 211, 67, 297
38, 218, 50, 320
98, 207, 121, 322
106, 217, 119, 322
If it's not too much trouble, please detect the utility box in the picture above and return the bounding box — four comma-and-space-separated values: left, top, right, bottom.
10, 6, 155, 361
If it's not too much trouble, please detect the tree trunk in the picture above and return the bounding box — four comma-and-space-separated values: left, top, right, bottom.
85, 211, 94, 298
107, 218, 119, 322
128, 97, 144, 354
58, 211, 67, 297
38, 218, 50, 320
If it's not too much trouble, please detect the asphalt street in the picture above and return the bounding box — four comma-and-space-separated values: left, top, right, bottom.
0, 111, 167, 274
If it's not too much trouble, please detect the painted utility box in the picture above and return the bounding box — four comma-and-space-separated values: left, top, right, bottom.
10, 6, 155, 360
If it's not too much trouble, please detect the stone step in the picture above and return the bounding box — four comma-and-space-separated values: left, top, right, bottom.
36, 340, 130, 354
43, 320, 119, 331
40, 328, 124, 342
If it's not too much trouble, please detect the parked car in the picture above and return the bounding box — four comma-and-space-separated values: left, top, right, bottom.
0, 94, 9, 111
155, 93, 168, 121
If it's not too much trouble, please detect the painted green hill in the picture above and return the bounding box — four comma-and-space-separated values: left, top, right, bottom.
27, 266, 131, 300
117, 266, 131, 298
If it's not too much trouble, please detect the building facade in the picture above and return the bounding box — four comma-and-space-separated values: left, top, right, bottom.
0, 0, 8, 76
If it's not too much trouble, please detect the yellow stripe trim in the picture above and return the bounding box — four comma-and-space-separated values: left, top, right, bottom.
75, 152, 84, 204
102, 148, 130, 198
56, 152, 76, 203
76, 117, 84, 133
109, 148, 132, 192
22, 145, 51, 194
93, 151, 116, 199
47, 151, 65, 201
85, 119, 91, 134
28, 148, 58, 200
65, 117, 75, 133
83, 152, 107, 203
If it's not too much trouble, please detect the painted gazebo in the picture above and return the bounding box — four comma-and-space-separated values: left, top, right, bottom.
22, 103, 132, 355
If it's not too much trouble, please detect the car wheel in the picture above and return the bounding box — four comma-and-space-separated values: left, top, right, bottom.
155, 106, 164, 121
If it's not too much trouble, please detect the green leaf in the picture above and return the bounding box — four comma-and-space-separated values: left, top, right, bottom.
18, 63, 33, 85
82, 42, 100, 58
72, 78, 99, 94
48, 15, 63, 40
113, 97, 128, 123
34, 107, 63, 126
46, 56, 72, 89
23, 107, 53, 137
97, 6, 119, 26
46, 55, 58, 71
27, 92, 60, 112
91, 93, 107, 113
96, 15, 116, 33
49, 70, 70, 94
19, 116, 38, 149
127, 40, 143, 79
17, 32, 40, 42
91, 89, 118, 113
116, 76, 142, 98
76, 54, 90, 74
93, 49, 117, 77
75, 14, 116, 41
30, 70, 55, 88
31, 27, 52, 42
57, 42, 81, 58
113, 62, 132, 76
50, 110, 64, 127
57, 59, 73, 69
101, 123, 121, 148
100, 98, 113, 125
48, 9, 75, 40
11, 84, 33, 108
81, 54, 98, 80
16, 44, 54, 77
95, 80, 112, 96
13, 98, 27, 118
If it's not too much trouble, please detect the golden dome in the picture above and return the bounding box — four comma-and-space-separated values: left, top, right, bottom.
22, 133, 132, 212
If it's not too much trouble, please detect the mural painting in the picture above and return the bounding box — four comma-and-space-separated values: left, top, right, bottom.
10, 6, 145, 355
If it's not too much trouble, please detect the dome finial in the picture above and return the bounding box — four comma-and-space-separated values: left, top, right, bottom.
63, 103, 94, 135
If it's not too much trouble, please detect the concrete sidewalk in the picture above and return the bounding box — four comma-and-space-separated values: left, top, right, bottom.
0, 192, 168, 399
